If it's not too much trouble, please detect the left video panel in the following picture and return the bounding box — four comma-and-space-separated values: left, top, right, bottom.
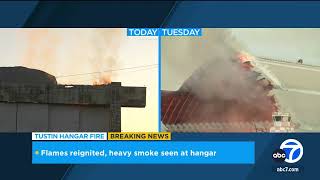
0, 28, 159, 132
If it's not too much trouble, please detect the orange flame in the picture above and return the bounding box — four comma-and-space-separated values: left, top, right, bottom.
237, 51, 255, 71
237, 51, 255, 64
93, 73, 112, 85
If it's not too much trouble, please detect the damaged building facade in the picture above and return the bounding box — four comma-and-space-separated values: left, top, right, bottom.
0, 67, 146, 132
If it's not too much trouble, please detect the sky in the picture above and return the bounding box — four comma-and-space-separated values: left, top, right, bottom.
231, 28, 320, 66
0, 28, 158, 132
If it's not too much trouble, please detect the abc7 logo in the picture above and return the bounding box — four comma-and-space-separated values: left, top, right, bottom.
272, 139, 303, 163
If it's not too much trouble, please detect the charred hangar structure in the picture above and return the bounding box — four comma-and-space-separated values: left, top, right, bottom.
0, 67, 146, 132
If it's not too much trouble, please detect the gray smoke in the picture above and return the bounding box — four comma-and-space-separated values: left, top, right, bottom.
162, 29, 245, 91
177, 29, 269, 103
189, 29, 243, 62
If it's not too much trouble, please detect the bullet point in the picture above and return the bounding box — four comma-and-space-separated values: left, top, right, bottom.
35, 150, 39, 155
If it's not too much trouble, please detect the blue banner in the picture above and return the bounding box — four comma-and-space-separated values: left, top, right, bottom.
32, 141, 254, 164
127, 28, 202, 36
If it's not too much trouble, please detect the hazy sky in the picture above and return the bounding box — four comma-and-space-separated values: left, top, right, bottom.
231, 28, 320, 65
0, 28, 158, 132
0, 29, 21, 66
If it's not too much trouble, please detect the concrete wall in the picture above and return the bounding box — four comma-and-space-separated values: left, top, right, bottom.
0, 102, 112, 132
0, 82, 146, 107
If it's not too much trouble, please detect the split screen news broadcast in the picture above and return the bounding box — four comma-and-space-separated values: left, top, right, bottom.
0, 1, 319, 180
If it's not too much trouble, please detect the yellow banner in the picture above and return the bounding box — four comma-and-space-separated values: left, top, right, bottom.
108, 132, 171, 141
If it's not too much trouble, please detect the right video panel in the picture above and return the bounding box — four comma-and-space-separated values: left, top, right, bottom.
161, 28, 320, 133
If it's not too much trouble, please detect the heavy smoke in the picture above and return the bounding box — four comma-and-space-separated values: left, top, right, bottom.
180, 29, 261, 101
172, 29, 276, 126
19, 28, 124, 85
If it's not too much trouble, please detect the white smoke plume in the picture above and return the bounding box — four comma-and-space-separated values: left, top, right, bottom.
179, 29, 266, 102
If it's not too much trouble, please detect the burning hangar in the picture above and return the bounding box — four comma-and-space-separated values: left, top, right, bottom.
161, 56, 320, 133
0, 66, 146, 132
